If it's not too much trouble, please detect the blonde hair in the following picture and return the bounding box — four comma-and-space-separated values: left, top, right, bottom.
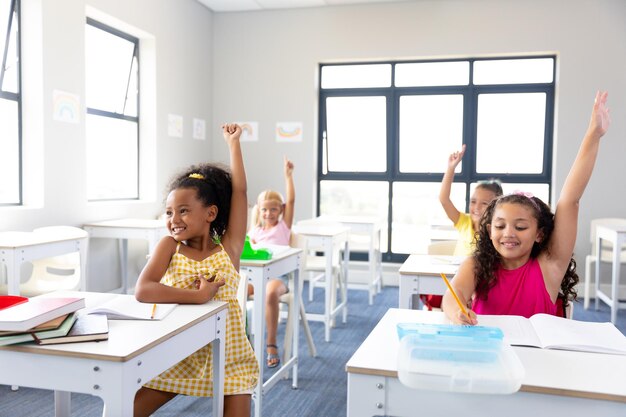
251, 189, 285, 228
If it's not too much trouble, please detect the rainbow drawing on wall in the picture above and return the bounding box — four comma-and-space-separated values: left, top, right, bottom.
52, 90, 80, 124
237, 121, 258, 142
276, 122, 302, 143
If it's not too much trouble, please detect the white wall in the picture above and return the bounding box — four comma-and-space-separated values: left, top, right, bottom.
2, 0, 216, 290
3, 0, 626, 291
211, 0, 626, 280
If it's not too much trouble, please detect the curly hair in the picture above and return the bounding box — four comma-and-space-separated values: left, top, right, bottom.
473, 193, 578, 309
166, 163, 232, 240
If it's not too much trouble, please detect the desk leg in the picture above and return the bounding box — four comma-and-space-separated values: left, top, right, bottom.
4, 251, 19, 295
324, 239, 333, 342
54, 390, 71, 417
213, 311, 226, 417
79, 238, 88, 292
595, 237, 602, 311
611, 244, 620, 324
251, 272, 265, 417
118, 239, 129, 294
291, 268, 300, 388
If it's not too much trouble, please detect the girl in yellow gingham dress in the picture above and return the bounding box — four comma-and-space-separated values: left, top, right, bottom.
143, 241, 258, 396
134, 124, 257, 417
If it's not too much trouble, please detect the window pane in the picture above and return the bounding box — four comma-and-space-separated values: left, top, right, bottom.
85, 24, 136, 114
0, 98, 19, 204
392, 182, 466, 254
326, 96, 386, 172
321, 64, 391, 89
320, 180, 389, 251
476, 93, 546, 174
0, 0, 18, 93
86, 114, 138, 200
474, 58, 554, 85
399, 95, 463, 173
395, 61, 469, 87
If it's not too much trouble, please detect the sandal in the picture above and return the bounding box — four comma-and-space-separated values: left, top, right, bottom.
266, 344, 280, 368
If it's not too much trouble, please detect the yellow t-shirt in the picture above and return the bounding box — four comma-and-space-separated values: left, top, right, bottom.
454, 212, 475, 256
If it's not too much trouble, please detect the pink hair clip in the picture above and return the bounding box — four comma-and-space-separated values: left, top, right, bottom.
511, 190, 540, 210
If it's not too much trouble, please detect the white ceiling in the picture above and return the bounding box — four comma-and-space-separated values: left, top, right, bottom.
197, 0, 409, 13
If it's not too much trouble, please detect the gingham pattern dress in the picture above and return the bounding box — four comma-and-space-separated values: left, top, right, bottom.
143, 242, 259, 396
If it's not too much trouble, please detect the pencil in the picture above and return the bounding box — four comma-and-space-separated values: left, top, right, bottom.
439, 273, 470, 320
150, 303, 157, 320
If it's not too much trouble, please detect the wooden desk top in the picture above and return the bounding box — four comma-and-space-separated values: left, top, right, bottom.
398, 254, 463, 276
0, 291, 227, 362
83, 218, 166, 229
0, 230, 87, 249
240, 247, 302, 267
346, 308, 626, 403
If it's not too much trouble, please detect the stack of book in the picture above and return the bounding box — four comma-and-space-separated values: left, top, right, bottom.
0, 295, 108, 346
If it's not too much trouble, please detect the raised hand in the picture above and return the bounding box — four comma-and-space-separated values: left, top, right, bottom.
447, 144, 467, 170
588, 91, 610, 139
284, 156, 294, 178
222, 123, 242, 145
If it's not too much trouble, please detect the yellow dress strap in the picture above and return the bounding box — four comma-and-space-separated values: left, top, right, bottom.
175, 241, 182, 254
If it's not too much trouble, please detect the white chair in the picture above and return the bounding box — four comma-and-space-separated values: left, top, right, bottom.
583, 218, 626, 310
1, 226, 88, 297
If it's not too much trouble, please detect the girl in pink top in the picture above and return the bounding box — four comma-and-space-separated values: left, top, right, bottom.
443, 91, 611, 325
248, 157, 295, 368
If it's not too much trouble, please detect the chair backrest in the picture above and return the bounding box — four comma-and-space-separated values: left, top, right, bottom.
589, 218, 626, 255
427, 240, 457, 256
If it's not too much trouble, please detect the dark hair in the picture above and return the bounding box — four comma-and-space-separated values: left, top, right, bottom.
475, 179, 504, 197
473, 193, 578, 309
166, 163, 232, 239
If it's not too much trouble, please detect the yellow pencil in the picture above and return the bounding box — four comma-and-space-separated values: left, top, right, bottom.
150, 303, 157, 320
439, 273, 470, 320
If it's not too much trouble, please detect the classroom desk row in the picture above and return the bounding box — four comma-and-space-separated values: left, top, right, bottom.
346, 308, 626, 417
0, 291, 227, 417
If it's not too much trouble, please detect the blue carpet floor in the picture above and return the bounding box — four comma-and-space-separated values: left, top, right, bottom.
0, 284, 624, 417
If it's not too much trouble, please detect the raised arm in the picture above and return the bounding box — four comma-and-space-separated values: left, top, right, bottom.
439, 144, 466, 225
221, 123, 247, 269
282, 156, 295, 229
543, 91, 610, 289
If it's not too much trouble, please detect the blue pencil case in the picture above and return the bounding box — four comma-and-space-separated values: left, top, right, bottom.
396, 323, 504, 363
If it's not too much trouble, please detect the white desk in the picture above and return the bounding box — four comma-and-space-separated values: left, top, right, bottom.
83, 219, 168, 294
595, 224, 626, 323
311, 216, 383, 305
0, 229, 89, 295
398, 254, 461, 309
0, 291, 227, 417
240, 247, 302, 417
346, 308, 626, 417
293, 223, 349, 342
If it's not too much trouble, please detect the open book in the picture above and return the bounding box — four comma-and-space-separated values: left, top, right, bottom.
477, 313, 626, 355
86, 295, 177, 320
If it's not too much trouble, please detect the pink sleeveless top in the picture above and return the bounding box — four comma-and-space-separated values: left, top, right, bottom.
472, 257, 557, 318
249, 219, 291, 245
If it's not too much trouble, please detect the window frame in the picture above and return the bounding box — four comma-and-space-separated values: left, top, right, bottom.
0, 0, 21, 206
318, 56, 556, 263
85, 17, 140, 202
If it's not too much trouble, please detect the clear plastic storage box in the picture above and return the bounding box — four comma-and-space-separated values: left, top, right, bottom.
396, 323, 524, 394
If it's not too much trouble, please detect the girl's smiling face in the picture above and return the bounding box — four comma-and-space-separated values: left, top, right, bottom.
470, 188, 499, 226
259, 200, 283, 228
165, 187, 216, 242
489, 202, 543, 268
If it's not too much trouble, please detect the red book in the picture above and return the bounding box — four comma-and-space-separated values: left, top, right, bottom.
0, 295, 29, 310
0, 297, 85, 332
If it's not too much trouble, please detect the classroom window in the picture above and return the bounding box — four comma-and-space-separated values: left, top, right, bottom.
0, 0, 20, 205
318, 57, 555, 262
85, 19, 139, 201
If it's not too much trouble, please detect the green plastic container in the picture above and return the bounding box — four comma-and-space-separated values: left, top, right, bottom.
240, 236, 273, 260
